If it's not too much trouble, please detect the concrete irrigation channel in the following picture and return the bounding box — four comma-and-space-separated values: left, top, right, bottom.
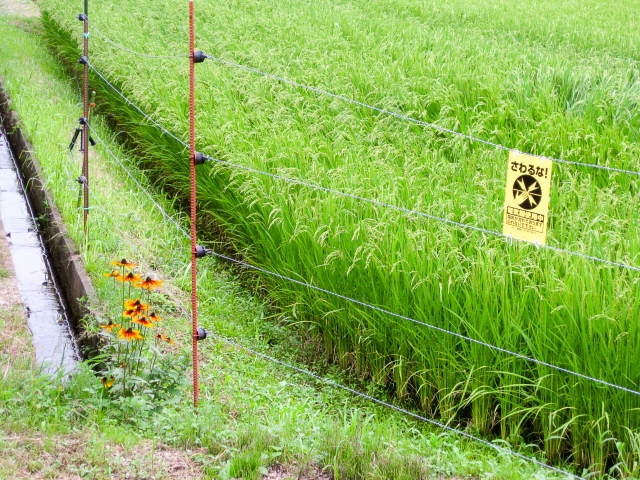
0, 82, 95, 375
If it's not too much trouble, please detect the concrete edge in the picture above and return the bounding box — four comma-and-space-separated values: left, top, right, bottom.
0, 77, 96, 356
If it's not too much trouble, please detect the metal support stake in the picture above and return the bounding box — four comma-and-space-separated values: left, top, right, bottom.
189, 0, 199, 409
82, 0, 89, 242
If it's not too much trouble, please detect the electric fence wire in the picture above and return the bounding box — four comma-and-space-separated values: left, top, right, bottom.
84, 181, 583, 480
86, 62, 188, 148
206, 55, 640, 178
86, 124, 640, 398
86, 63, 640, 275
77, 24, 640, 178
206, 155, 640, 273
212, 335, 585, 480
87, 19, 189, 59
85, 123, 189, 237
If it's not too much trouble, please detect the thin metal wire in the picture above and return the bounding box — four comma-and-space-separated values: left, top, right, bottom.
85, 185, 583, 480
87, 62, 640, 274
87, 110, 640, 398
85, 124, 190, 238
86, 61, 188, 147
214, 335, 584, 480
81, 23, 639, 178
208, 55, 640, 178
79, 24, 639, 178
207, 156, 640, 273
207, 250, 640, 397
86, 19, 188, 59
85, 65, 640, 394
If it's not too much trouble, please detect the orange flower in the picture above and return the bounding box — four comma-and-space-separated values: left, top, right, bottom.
121, 272, 143, 285
148, 312, 161, 323
154, 334, 175, 345
99, 320, 119, 332
101, 376, 115, 388
137, 276, 164, 290
103, 270, 123, 280
111, 258, 138, 269
118, 327, 143, 342
123, 299, 148, 318
133, 316, 153, 328
124, 299, 147, 310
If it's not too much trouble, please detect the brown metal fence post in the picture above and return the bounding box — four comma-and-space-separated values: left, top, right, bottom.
189, 0, 199, 409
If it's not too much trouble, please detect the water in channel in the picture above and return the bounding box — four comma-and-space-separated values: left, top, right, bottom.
0, 126, 79, 375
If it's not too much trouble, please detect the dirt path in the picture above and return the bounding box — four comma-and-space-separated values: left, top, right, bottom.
0, 0, 39, 17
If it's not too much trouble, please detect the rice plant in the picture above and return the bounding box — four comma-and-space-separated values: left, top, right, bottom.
39, 0, 640, 474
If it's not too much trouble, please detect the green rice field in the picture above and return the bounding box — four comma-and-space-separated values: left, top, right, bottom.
39, 0, 640, 475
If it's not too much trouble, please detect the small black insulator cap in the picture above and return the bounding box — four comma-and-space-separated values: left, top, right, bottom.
195, 245, 209, 258
76, 175, 87, 185
193, 50, 207, 63
194, 152, 208, 165
79, 117, 88, 125
89, 137, 96, 147
196, 327, 209, 341
77, 13, 87, 21
78, 56, 88, 65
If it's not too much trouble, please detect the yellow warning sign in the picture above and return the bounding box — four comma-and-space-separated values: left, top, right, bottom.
503, 152, 553, 245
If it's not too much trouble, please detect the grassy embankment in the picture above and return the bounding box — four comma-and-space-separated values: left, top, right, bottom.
37, 0, 640, 475
0, 11, 561, 480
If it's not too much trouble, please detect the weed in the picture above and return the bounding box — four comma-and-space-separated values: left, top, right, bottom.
84, 259, 188, 404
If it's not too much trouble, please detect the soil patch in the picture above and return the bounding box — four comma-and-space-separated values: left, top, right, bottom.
0, 0, 40, 18
0, 431, 205, 479
264, 463, 333, 480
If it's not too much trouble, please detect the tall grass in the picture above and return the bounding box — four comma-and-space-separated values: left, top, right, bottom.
39, 0, 640, 474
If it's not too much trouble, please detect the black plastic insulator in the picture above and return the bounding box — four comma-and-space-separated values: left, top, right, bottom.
77, 13, 87, 21
76, 175, 87, 185
69, 128, 81, 151
193, 50, 207, 63
79, 117, 88, 125
195, 245, 209, 258
196, 327, 209, 341
194, 152, 208, 165
78, 56, 88, 65
89, 137, 96, 147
